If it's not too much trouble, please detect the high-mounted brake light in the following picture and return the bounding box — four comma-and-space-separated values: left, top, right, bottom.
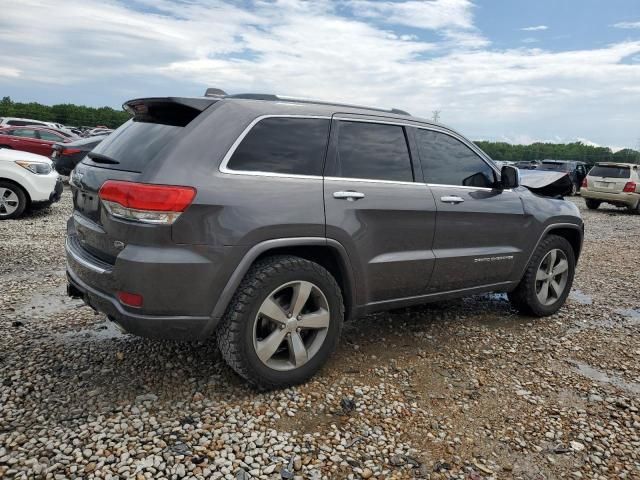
623, 181, 637, 193
99, 180, 196, 224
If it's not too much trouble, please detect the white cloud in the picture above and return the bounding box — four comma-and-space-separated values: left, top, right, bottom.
0, 0, 638, 149
612, 21, 640, 29
521, 25, 548, 31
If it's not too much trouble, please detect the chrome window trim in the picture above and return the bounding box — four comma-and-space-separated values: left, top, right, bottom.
219, 114, 331, 179
427, 183, 514, 193
325, 176, 425, 186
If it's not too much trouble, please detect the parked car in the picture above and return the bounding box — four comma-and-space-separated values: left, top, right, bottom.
86, 127, 113, 137
65, 91, 583, 389
0, 126, 72, 157
581, 162, 640, 213
536, 160, 587, 195
0, 147, 62, 219
515, 160, 541, 170
0, 116, 53, 128
51, 135, 106, 175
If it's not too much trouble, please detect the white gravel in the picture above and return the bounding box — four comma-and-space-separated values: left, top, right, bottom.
0, 191, 639, 479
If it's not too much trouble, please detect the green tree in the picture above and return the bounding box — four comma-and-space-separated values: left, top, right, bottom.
0, 97, 130, 129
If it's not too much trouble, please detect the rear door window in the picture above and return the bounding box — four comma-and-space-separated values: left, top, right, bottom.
10, 128, 39, 138
416, 129, 496, 188
331, 121, 413, 182
38, 130, 64, 141
589, 165, 630, 178
227, 117, 330, 176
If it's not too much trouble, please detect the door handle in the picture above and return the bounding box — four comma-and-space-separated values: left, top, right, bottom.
440, 195, 464, 204
333, 191, 365, 201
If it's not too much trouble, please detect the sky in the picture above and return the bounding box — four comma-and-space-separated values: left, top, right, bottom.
1, 0, 639, 149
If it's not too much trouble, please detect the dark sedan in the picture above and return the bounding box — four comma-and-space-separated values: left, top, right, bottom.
51, 135, 106, 175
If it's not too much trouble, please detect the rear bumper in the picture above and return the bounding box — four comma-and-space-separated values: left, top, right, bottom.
581, 188, 639, 207
65, 233, 225, 340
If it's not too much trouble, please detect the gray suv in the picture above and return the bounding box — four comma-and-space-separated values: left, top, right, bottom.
66, 92, 583, 389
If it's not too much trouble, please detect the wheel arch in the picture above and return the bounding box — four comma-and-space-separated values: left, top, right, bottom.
0, 177, 31, 207
546, 225, 583, 261
210, 238, 357, 324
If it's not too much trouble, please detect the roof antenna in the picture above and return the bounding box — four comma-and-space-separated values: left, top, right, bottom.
204, 88, 228, 97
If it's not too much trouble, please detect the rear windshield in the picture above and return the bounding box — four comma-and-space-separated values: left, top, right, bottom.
84, 100, 211, 172
85, 120, 183, 172
589, 165, 630, 178
540, 162, 570, 172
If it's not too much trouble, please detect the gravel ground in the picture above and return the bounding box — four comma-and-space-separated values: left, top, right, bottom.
1, 191, 639, 480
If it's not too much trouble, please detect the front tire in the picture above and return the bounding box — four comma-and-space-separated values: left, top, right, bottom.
217, 255, 344, 389
0, 181, 27, 220
585, 199, 600, 210
508, 235, 575, 317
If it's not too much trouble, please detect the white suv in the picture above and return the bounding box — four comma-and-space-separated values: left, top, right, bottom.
0, 147, 62, 219
581, 163, 640, 213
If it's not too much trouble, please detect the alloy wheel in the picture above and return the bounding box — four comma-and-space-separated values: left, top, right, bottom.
0, 187, 20, 217
252, 280, 330, 371
535, 248, 569, 306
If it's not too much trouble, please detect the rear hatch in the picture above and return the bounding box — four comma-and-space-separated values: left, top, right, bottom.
587, 164, 631, 193
69, 97, 216, 264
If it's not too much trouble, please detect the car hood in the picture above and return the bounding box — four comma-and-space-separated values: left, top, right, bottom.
0, 147, 53, 165
519, 169, 573, 197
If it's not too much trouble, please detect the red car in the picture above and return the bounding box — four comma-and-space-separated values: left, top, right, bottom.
0, 126, 72, 157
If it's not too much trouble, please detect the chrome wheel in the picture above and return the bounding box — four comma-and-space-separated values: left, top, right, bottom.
0, 187, 20, 217
252, 280, 330, 371
535, 248, 569, 306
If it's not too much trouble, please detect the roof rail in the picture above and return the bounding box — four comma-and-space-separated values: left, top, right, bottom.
216, 91, 411, 116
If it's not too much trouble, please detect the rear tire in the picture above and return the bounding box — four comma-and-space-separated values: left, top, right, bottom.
585, 199, 600, 210
217, 255, 344, 390
0, 181, 27, 220
508, 235, 575, 317
570, 183, 577, 196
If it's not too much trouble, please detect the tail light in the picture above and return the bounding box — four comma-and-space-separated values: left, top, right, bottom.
581, 177, 588, 188
61, 148, 82, 156
623, 182, 637, 193
99, 180, 196, 224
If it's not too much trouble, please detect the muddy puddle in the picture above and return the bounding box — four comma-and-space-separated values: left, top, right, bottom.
569, 289, 592, 305
570, 360, 640, 394
53, 320, 127, 343
14, 284, 81, 317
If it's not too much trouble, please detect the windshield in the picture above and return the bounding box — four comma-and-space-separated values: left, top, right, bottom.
589, 165, 630, 179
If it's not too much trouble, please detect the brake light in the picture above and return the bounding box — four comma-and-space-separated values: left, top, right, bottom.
99, 180, 196, 224
61, 148, 82, 156
117, 291, 143, 308
581, 177, 588, 188
623, 182, 637, 193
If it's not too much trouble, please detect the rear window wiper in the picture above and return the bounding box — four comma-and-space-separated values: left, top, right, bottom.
88, 152, 120, 164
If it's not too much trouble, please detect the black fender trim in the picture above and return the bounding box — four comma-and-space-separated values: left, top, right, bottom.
518, 222, 583, 279
208, 237, 357, 326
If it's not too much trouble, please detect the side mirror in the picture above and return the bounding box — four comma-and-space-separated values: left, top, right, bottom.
500, 165, 520, 189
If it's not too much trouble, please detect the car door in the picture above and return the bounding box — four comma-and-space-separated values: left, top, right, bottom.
37, 130, 65, 156
414, 128, 528, 292
323, 116, 437, 307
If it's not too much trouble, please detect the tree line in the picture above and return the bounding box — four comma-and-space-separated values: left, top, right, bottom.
474, 141, 640, 165
1, 96, 639, 164
0, 96, 130, 129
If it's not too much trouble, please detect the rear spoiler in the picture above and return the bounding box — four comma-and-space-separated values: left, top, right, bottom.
122, 97, 218, 127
